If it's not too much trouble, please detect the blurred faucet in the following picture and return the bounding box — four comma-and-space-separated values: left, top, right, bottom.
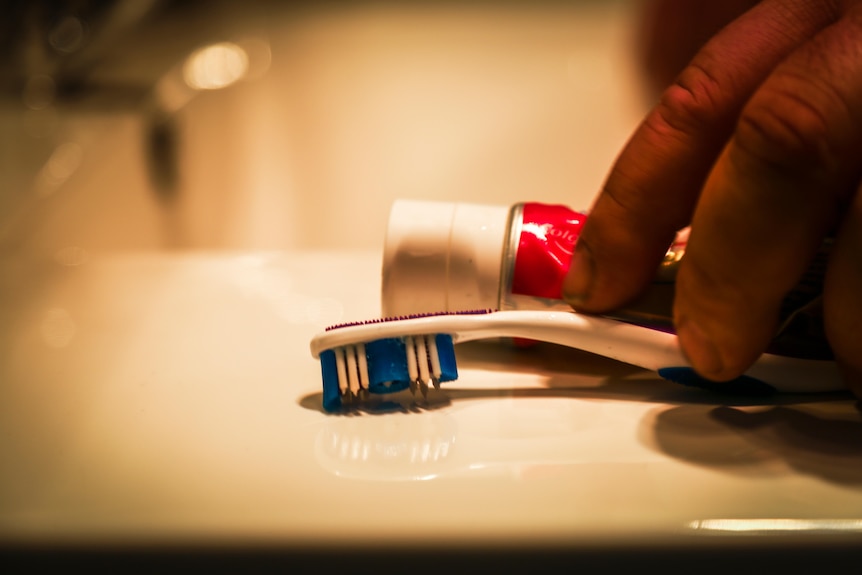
1, 1, 170, 111
1, 0, 270, 202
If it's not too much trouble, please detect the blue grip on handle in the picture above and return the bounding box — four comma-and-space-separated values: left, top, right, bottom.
658, 366, 777, 396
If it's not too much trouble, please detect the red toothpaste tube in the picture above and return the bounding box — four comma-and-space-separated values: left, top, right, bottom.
381, 199, 829, 359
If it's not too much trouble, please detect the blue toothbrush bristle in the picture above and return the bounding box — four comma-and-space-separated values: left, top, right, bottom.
320, 334, 458, 412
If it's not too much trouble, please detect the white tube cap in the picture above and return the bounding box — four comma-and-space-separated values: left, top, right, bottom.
381, 199, 510, 317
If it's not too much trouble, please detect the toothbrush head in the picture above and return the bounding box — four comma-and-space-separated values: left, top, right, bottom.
319, 334, 458, 412
313, 310, 493, 412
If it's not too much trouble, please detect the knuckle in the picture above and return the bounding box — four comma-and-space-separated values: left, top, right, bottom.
733, 77, 840, 174
649, 62, 725, 137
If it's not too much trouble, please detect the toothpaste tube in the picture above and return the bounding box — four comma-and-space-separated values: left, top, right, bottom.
381, 199, 831, 359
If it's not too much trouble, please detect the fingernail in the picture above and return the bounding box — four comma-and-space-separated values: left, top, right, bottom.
676, 315, 724, 378
562, 240, 595, 308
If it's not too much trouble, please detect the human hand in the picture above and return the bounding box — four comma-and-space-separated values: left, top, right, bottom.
562, 0, 862, 397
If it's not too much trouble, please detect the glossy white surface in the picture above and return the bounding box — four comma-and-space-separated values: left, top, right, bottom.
3, 1, 862, 556
2, 251, 861, 548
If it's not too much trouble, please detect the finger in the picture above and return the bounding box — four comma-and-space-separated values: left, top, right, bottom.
675, 8, 862, 381
563, 0, 842, 312
824, 185, 862, 398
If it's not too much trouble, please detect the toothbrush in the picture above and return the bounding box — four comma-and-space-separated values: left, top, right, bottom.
308, 309, 845, 412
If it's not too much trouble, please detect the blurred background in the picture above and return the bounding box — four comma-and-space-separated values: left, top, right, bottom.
0, 0, 654, 260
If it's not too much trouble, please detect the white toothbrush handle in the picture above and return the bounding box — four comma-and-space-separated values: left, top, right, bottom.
454, 310, 844, 394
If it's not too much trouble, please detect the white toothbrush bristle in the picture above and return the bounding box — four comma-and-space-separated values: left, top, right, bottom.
416, 335, 430, 384
333, 344, 373, 400
405, 336, 419, 384
427, 336, 442, 381
334, 347, 348, 395
346, 346, 360, 396
356, 342, 369, 390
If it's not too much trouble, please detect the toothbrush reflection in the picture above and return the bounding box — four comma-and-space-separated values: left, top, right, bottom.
315, 411, 458, 481
311, 388, 656, 482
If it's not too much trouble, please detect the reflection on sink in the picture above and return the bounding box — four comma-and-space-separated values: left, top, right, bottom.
316, 411, 458, 481
315, 393, 662, 482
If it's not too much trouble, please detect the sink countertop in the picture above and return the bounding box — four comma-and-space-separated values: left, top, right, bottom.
2, 250, 861, 558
